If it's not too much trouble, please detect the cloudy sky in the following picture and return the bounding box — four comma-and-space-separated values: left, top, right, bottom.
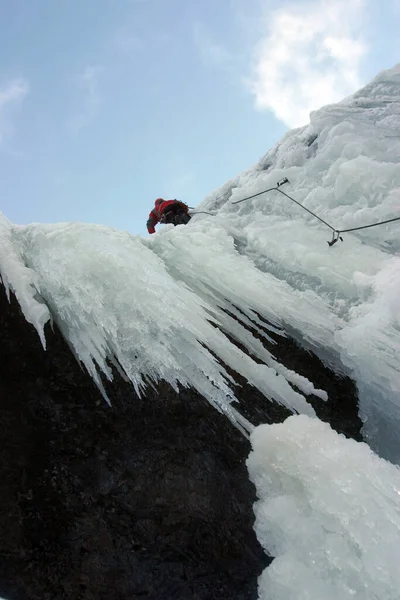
0, 0, 398, 234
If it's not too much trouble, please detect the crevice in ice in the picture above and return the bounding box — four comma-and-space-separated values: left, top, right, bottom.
307, 133, 318, 147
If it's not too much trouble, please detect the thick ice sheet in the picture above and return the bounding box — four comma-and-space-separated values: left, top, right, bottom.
247, 415, 400, 600
1, 220, 326, 430
200, 64, 400, 460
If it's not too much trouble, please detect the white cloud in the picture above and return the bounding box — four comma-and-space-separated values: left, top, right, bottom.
250, 0, 367, 127
68, 66, 103, 135
0, 78, 29, 144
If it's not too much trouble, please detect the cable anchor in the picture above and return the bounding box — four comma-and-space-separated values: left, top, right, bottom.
277, 177, 289, 188
327, 231, 343, 247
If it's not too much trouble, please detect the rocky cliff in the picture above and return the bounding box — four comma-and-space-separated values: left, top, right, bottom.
0, 285, 361, 600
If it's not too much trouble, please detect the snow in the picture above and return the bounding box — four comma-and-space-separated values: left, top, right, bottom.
1, 219, 327, 432
1, 62, 400, 600
247, 415, 400, 600
200, 63, 400, 461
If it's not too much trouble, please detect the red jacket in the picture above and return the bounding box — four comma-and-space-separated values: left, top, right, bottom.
147, 199, 188, 234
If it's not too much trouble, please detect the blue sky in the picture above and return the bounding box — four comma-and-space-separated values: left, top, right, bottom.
0, 0, 398, 235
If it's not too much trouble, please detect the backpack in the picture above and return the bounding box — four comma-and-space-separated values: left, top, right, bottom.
174, 200, 189, 213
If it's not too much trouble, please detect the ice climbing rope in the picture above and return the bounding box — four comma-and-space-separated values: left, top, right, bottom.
186, 206, 216, 216
189, 210, 217, 216
232, 178, 400, 247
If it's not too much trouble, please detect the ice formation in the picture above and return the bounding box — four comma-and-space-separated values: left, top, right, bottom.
247, 415, 400, 600
1, 62, 400, 600
0, 214, 49, 346
0, 65, 400, 454
201, 63, 400, 461
0, 216, 328, 435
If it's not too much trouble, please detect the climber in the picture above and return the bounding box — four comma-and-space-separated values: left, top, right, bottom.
146, 198, 191, 234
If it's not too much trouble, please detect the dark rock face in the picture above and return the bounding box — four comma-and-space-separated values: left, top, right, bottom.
0, 285, 362, 600
0, 287, 268, 600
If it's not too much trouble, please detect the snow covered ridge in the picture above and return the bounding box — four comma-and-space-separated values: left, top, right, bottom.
201, 64, 400, 461
247, 416, 400, 600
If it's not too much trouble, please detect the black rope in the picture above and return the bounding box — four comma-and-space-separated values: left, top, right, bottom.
190, 210, 217, 216
275, 186, 336, 232
232, 187, 279, 204
340, 216, 400, 233
232, 178, 400, 247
